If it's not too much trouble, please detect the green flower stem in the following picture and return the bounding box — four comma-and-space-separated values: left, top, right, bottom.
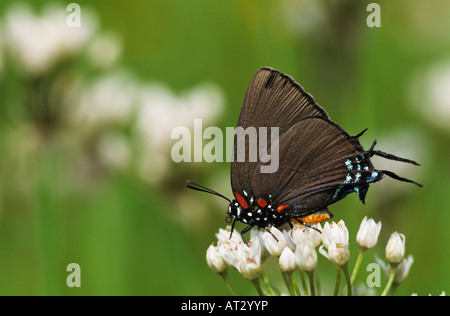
252, 277, 265, 296
315, 272, 322, 296
262, 271, 276, 296
342, 263, 352, 296
307, 271, 315, 296
381, 264, 398, 296
220, 270, 236, 296
334, 266, 341, 296
292, 275, 301, 296
350, 249, 365, 284
298, 270, 309, 296
286, 272, 295, 296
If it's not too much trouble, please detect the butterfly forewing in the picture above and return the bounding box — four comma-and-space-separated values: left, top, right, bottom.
231, 67, 329, 200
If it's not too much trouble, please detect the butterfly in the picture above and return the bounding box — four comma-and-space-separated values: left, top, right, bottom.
187, 67, 421, 243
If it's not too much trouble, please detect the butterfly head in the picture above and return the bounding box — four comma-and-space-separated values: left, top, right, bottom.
226, 200, 242, 223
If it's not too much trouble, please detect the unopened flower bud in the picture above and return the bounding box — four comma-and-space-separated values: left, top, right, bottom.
261, 227, 287, 257
295, 242, 317, 272
239, 238, 263, 280
385, 232, 405, 264
206, 245, 227, 274
328, 241, 350, 266
356, 216, 382, 250
394, 255, 414, 284
322, 220, 348, 249
279, 247, 297, 273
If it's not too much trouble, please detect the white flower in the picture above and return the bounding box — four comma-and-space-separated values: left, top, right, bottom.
261, 227, 287, 257
385, 232, 406, 264
321, 220, 349, 248
295, 242, 317, 272
216, 226, 242, 245
215, 227, 263, 280
206, 245, 227, 274
4, 3, 96, 76
279, 247, 297, 273
394, 255, 414, 284
290, 223, 322, 248
327, 241, 350, 266
238, 238, 263, 280
217, 236, 242, 270
356, 217, 382, 250
97, 132, 131, 170
251, 229, 269, 260
320, 220, 350, 267
135, 83, 223, 183
409, 61, 450, 133
86, 32, 122, 70
136, 83, 223, 149
74, 72, 138, 130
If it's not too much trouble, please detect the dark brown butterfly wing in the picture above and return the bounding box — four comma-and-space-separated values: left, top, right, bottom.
231, 67, 328, 198
252, 117, 381, 214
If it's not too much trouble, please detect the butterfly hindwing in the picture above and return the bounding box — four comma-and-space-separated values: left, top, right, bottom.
252, 117, 381, 214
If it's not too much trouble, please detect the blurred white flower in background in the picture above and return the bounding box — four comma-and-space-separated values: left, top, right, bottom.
135, 83, 223, 183
409, 61, 450, 133
97, 132, 132, 171
0, 1, 224, 192
136, 83, 223, 148
3, 3, 97, 76
394, 254, 414, 285
281, 0, 327, 37
73, 71, 138, 131
86, 32, 122, 70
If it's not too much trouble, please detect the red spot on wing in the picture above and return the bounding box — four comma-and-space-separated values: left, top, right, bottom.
234, 192, 248, 209
276, 204, 290, 213
257, 199, 267, 208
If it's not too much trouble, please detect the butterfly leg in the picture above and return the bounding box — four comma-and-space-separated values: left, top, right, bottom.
264, 227, 279, 242
229, 218, 238, 239
294, 218, 322, 233
240, 224, 254, 245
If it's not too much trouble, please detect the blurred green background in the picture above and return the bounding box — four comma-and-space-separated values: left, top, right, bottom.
0, 0, 448, 295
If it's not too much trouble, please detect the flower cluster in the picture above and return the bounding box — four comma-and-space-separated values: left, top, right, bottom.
0, 2, 223, 187
206, 216, 414, 296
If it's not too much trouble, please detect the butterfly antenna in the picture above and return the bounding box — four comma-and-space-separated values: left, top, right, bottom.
372, 150, 421, 166
379, 170, 423, 188
366, 141, 422, 187
185, 180, 231, 202
367, 140, 420, 166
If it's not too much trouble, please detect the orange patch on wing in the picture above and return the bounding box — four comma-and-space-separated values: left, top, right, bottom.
276, 204, 290, 213
234, 192, 248, 209
257, 199, 268, 208
296, 211, 332, 224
